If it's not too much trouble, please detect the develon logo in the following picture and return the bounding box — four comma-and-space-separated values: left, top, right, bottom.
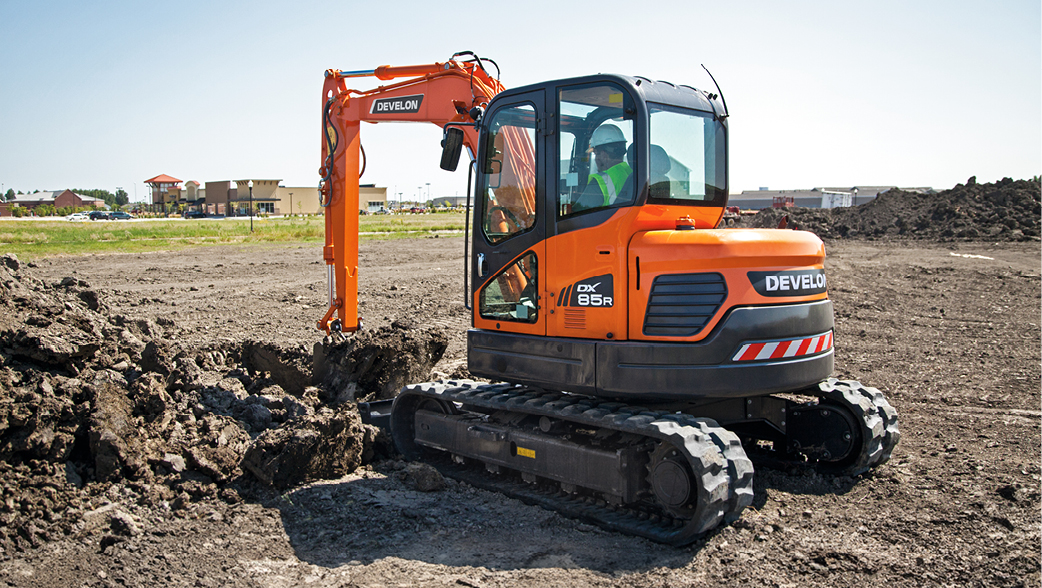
748, 269, 827, 297
370, 94, 424, 115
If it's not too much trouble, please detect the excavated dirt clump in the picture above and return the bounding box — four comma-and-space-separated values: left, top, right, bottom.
240, 406, 367, 491
740, 176, 1041, 241
315, 320, 449, 404
0, 254, 445, 554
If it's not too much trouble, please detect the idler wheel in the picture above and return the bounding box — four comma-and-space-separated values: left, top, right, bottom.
390, 390, 458, 460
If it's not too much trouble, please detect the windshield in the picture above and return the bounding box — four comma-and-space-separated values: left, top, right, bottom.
646, 103, 727, 206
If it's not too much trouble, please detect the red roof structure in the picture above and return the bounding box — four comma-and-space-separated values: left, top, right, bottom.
145, 175, 183, 212
144, 174, 182, 184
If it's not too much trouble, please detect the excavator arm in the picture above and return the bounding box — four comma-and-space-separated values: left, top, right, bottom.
317, 53, 506, 334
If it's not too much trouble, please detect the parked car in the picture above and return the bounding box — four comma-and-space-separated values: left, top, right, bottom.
66, 212, 90, 221
109, 211, 134, 220
373, 208, 390, 215
89, 211, 110, 221
183, 210, 207, 219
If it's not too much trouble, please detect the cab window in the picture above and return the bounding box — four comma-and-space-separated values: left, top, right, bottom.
646, 104, 727, 205
479, 252, 538, 323
558, 84, 635, 217
481, 104, 537, 244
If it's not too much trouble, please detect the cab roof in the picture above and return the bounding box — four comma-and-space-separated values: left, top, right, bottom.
501, 73, 724, 117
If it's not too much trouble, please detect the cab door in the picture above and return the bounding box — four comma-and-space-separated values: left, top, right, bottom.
471, 90, 547, 337
546, 81, 639, 342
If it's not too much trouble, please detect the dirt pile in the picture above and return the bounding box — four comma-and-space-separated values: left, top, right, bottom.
0, 254, 442, 553
741, 176, 1040, 241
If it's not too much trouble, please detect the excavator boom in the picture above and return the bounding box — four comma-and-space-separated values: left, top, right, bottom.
318, 53, 504, 334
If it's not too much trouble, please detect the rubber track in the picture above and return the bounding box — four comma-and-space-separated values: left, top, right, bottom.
396, 380, 754, 545
816, 378, 901, 475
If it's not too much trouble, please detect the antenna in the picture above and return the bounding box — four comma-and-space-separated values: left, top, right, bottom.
701, 64, 729, 117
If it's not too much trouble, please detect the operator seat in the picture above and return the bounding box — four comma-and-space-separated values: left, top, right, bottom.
648, 144, 672, 199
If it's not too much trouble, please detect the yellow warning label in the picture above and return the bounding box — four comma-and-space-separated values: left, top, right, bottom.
517, 447, 536, 459
609, 93, 623, 103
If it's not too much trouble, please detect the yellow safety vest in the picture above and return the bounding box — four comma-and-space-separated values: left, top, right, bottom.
589, 162, 632, 206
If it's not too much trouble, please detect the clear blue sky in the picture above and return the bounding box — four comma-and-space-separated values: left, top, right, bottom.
1, 0, 1038, 202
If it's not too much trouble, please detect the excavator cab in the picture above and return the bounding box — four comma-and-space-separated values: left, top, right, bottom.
466, 75, 835, 400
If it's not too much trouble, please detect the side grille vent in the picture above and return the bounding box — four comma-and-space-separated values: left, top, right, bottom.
643, 273, 727, 337
563, 309, 586, 329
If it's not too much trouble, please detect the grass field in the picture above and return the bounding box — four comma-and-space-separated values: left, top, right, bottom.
0, 214, 466, 259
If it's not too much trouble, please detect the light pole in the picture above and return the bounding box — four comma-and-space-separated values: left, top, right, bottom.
248, 180, 254, 232
289, 192, 293, 218
426, 182, 430, 206
116, 187, 122, 211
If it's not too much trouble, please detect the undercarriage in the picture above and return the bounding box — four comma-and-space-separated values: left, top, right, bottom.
387, 378, 899, 545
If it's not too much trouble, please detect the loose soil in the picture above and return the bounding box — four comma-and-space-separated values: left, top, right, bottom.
738, 176, 1040, 241
0, 178, 1039, 587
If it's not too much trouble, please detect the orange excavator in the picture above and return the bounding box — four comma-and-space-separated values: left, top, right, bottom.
318, 52, 899, 544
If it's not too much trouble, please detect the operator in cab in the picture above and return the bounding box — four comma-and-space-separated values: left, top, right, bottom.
574, 124, 632, 212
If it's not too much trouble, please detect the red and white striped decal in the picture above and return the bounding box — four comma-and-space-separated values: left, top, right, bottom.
732, 331, 834, 362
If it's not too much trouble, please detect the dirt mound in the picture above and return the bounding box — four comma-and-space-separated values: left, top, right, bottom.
741, 177, 1040, 241
0, 254, 444, 553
